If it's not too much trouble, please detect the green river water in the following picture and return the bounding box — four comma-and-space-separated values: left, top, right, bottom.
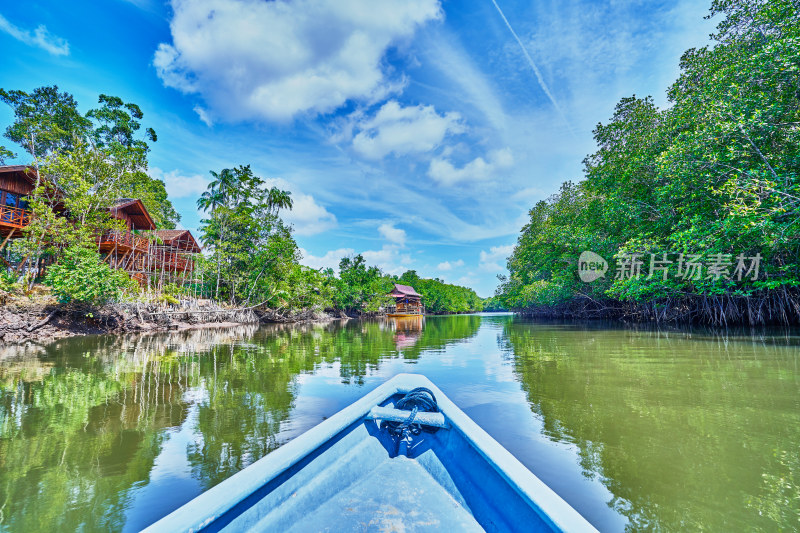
0, 314, 798, 531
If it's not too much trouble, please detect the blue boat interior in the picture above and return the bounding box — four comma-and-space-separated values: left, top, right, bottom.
200, 393, 560, 532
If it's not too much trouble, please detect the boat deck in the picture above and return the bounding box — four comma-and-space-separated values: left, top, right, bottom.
286, 457, 482, 532
144, 375, 597, 533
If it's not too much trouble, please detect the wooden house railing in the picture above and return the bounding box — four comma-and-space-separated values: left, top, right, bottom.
0, 205, 32, 229
133, 235, 149, 252
387, 303, 425, 315
99, 230, 150, 252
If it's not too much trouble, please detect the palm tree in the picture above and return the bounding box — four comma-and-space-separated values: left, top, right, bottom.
197, 166, 295, 303
265, 187, 293, 213
197, 169, 236, 300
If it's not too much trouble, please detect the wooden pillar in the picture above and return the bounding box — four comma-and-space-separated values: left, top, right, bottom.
0, 229, 16, 254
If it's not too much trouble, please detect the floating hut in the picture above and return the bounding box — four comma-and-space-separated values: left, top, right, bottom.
387, 283, 424, 317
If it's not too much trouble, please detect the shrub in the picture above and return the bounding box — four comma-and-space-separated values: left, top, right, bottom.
0, 270, 19, 294
45, 245, 137, 304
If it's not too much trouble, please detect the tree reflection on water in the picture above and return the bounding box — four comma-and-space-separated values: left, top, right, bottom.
502, 319, 800, 531
0, 316, 482, 532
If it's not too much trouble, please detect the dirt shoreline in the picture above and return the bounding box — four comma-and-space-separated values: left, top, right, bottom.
0, 300, 339, 345
1, 299, 485, 345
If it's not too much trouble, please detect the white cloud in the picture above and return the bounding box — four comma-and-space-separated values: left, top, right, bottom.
455, 274, 478, 287
437, 259, 464, 271
193, 105, 213, 127
155, 0, 442, 122
480, 244, 514, 262
359, 223, 413, 274
282, 190, 338, 236
0, 14, 69, 56
150, 167, 209, 199
428, 147, 513, 186
264, 177, 337, 236
362, 245, 413, 276
300, 247, 354, 271
479, 244, 514, 272
378, 223, 406, 247
351, 100, 464, 159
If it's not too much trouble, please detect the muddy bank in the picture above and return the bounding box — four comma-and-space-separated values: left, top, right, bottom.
511, 288, 800, 327
0, 298, 337, 345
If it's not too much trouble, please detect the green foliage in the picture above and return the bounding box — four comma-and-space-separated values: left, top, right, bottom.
308, 260, 483, 316
0, 86, 180, 230
44, 245, 137, 304
158, 282, 187, 305
331, 254, 394, 313
198, 165, 305, 307
0, 85, 91, 157
0, 86, 183, 294
86, 94, 156, 151
1, 85, 482, 315
0, 269, 20, 294
499, 0, 800, 315
0, 144, 15, 164
482, 295, 507, 311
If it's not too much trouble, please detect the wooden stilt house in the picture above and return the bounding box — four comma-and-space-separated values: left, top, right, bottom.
386, 283, 424, 317
0, 165, 202, 287
0, 166, 36, 247
149, 229, 201, 287
99, 198, 156, 283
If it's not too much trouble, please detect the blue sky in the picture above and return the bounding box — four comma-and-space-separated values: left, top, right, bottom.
0, 0, 714, 296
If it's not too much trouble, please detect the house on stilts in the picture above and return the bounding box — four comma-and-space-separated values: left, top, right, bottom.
149, 229, 201, 283
0, 165, 201, 288
0, 166, 37, 244
386, 283, 424, 317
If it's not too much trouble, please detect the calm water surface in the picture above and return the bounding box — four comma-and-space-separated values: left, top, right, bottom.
1, 314, 798, 531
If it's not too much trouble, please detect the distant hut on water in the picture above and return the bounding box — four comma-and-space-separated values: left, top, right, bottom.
386, 283, 424, 317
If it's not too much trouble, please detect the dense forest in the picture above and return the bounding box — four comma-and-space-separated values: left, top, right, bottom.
0, 88, 484, 316
497, 0, 800, 325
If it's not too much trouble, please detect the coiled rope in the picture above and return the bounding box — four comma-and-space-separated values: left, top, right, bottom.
383, 387, 440, 455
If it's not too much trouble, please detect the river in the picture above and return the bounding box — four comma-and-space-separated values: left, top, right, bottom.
0, 314, 798, 531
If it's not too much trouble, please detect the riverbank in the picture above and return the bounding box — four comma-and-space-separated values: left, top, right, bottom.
0, 294, 338, 344
0, 286, 491, 344
510, 289, 800, 327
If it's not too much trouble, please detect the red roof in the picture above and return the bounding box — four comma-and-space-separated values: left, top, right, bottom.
153, 229, 201, 253
109, 198, 156, 230
0, 165, 63, 198
389, 283, 422, 297
0, 165, 36, 175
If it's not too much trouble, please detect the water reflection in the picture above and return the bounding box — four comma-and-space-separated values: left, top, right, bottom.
389, 316, 424, 350
0, 316, 797, 532
0, 317, 482, 531
503, 319, 800, 531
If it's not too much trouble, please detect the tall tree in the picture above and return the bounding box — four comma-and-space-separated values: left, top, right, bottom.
0, 85, 91, 159
198, 165, 293, 303
498, 0, 800, 325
